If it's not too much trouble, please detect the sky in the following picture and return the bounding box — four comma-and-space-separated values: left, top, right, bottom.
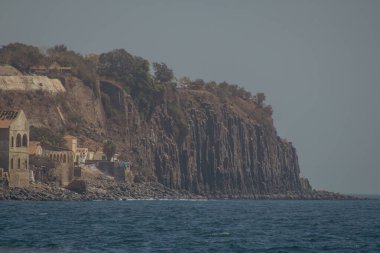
1, 0, 379, 194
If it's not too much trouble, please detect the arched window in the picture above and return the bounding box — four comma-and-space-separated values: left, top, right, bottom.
18, 158, 21, 169
63, 154, 66, 163
50, 154, 53, 159
11, 136, 14, 147
25, 159, 28, 169
22, 134, 28, 147
16, 134, 21, 147
10, 158, 13, 169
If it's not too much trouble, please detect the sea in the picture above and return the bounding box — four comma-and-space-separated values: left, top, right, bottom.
0, 199, 379, 253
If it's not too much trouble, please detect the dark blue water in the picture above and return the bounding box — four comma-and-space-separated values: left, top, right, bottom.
0, 199, 379, 253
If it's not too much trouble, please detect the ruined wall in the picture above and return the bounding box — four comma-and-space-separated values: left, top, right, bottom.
54, 163, 73, 187
42, 150, 74, 187
8, 170, 30, 187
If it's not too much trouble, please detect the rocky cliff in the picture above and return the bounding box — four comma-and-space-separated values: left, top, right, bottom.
0, 76, 66, 93
1, 74, 314, 198
128, 89, 313, 198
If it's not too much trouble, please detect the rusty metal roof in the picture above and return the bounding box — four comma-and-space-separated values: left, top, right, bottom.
0, 110, 19, 128
0, 110, 18, 120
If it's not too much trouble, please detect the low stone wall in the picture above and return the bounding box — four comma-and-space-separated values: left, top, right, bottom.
54, 163, 73, 187
8, 170, 30, 188
0, 76, 65, 93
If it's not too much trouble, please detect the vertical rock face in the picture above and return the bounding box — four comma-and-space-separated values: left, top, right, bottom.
132, 90, 313, 197
0, 76, 312, 197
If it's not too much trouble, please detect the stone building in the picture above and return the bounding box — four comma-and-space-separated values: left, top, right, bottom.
63, 135, 94, 164
0, 110, 30, 187
40, 143, 74, 187
63, 135, 77, 152
30, 62, 71, 76
92, 150, 106, 160
28, 140, 75, 186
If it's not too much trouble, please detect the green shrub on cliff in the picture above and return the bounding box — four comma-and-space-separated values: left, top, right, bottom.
0, 43, 46, 72
103, 140, 116, 161
101, 92, 118, 117
167, 101, 188, 144
30, 126, 65, 147
1, 42, 274, 128
46, 45, 97, 89
0, 43, 97, 90
98, 49, 165, 118
98, 49, 151, 90
153, 62, 174, 83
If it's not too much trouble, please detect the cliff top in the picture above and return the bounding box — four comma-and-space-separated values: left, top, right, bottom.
0, 42, 274, 128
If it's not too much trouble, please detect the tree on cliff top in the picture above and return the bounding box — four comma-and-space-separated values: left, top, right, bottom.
256, 92, 266, 106
98, 49, 165, 118
98, 49, 150, 88
0, 43, 46, 72
103, 140, 116, 161
0, 43, 97, 90
47, 44, 97, 88
153, 62, 174, 83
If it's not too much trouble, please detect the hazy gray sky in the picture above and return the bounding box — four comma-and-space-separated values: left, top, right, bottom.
1, 0, 379, 194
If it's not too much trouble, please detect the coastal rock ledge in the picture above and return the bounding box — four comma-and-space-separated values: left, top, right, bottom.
0, 183, 356, 201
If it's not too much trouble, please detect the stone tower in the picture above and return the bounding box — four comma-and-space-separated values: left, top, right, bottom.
0, 110, 30, 187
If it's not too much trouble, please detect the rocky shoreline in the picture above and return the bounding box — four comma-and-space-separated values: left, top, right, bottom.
0, 182, 360, 201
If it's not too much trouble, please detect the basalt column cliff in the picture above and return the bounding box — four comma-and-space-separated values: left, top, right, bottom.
0, 44, 315, 199
127, 89, 313, 198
